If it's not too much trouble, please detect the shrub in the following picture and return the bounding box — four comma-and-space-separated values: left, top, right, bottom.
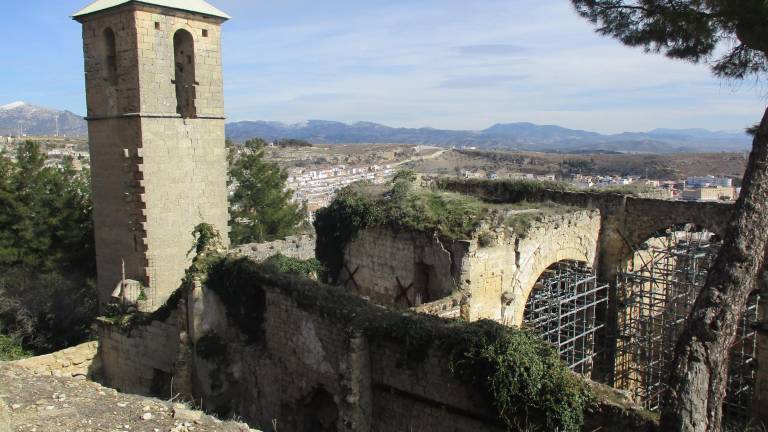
314, 181, 487, 282
0, 334, 32, 361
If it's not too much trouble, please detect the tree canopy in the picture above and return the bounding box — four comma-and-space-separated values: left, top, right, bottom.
0, 142, 97, 355
572, 0, 768, 79
228, 138, 305, 245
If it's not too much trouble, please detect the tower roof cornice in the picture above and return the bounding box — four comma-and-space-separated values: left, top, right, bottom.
72, 0, 230, 21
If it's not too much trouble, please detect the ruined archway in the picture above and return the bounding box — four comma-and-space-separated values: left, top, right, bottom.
613, 224, 760, 427
518, 260, 608, 375
173, 29, 197, 118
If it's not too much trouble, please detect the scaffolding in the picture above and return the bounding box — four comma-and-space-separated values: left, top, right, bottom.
613, 229, 760, 425
524, 260, 609, 375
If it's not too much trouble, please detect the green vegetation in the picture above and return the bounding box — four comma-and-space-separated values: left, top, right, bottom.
262, 254, 325, 279
201, 255, 592, 431
437, 178, 575, 203
275, 138, 312, 148
229, 138, 305, 245
590, 183, 663, 197
498, 201, 581, 238
314, 173, 488, 282
0, 142, 97, 355
0, 334, 32, 361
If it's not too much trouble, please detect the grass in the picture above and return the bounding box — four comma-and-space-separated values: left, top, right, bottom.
590, 183, 663, 197
486, 201, 582, 238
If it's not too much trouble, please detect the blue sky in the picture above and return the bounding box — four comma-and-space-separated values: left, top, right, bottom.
0, 0, 765, 134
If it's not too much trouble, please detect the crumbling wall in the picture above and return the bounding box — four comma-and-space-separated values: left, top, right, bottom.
343, 210, 601, 325
369, 344, 505, 432
342, 227, 464, 307
98, 309, 184, 397
231, 234, 316, 263
12, 341, 100, 380
96, 257, 659, 432
461, 210, 601, 324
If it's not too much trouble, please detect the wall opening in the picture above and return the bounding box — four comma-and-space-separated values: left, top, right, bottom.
412, 262, 438, 306
298, 388, 338, 432
523, 260, 608, 375
613, 225, 759, 428
102, 27, 118, 87
173, 29, 197, 118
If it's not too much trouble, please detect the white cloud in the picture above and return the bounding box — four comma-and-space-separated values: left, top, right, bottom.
215, 0, 764, 133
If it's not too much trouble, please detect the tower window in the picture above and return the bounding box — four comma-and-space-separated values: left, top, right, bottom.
155, 22, 161, 30
102, 28, 118, 87
173, 29, 197, 119
202, 29, 209, 37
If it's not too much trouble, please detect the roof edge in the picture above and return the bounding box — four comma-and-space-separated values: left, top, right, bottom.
72, 0, 230, 21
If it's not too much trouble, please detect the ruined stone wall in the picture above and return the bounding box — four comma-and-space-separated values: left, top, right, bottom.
96, 261, 658, 432
438, 179, 733, 280
462, 210, 601, 325
12, 342, 100, 380
369, 344, 505, 432
98, 309, 184, 397
231, 235, 316, 263
343, 228, 464, 307
343, 210, 601, 325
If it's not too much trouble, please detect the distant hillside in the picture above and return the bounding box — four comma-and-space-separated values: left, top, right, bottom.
1, 100, 751, 153
0, 102, 87, 138
226, 120, 752, 153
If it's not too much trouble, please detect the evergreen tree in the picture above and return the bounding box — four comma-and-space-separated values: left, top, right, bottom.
229, 138, 305, 244
570, 2, 768, 430
0, 142, 97, 354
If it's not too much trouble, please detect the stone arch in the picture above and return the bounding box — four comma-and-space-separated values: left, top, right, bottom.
509, 247, 596, 327
173, 28, 197, 118
616, 222, 724, 274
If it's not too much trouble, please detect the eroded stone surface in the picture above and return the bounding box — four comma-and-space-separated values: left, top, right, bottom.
0, 362, 259, 432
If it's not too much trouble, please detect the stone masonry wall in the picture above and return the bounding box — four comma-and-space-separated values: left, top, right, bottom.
343, 228, 463, 308
96, 263, 657, 432
98, 310, 183, 397
78, 4, 229, 309
231, 235, 316, 263
343, 210, 601, 325
12, 342, 100, 380
462, 210, 601, 324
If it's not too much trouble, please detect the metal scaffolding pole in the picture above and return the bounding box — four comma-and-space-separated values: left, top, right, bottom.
612, 228, 760, 426
524, 260, 609, 375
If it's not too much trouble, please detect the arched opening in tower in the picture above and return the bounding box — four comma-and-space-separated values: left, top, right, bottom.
173, 29, 197, 118
522, 260, 608, 375
102, 27, 118, 87
613, 224, 760, 427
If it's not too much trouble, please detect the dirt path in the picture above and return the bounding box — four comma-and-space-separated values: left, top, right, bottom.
0, 363, 258, 432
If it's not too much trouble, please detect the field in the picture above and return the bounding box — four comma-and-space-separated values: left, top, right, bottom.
401, 149, 749, 181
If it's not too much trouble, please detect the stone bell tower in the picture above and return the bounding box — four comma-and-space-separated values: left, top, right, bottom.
73, 0, 230, 310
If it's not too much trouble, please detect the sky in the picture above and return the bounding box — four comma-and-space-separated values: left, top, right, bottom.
0, 0, 765, 134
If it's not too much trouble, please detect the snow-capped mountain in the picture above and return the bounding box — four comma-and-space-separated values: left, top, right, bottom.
0, 101, 87, 137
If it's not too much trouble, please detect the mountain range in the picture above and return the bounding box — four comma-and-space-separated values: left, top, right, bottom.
0, 102, 88, 137
0, 102, 752, 153
226, 120, 752, 153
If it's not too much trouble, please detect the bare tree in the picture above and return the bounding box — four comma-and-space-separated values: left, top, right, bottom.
570, 1, 768, 430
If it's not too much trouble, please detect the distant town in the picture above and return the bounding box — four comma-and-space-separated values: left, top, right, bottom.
1, 135, 742, 221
